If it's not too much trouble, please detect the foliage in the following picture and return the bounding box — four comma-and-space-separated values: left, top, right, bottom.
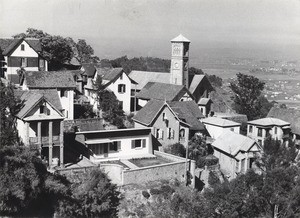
57, 169, 120, 218
75, 39, 99, 63
0, 146, 70, 216
188, 135, 211, 168
95, 76, 125, 128
141, 190, 150, 199
74, 104, 96, 119
230, 73, 270, 120
0, 81, 23, 147
207, 74, 223, 87
164, 143, 186, 158
208, 171, 220, 187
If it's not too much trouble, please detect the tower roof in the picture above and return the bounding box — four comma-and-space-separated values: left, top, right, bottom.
171, 34, 190, 43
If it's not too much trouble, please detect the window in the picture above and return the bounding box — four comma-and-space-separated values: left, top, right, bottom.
89, 144, 103, 155
258, 128, 262, 137
241, 158, 245, 172
156, 129, 164, 139
258, 139, 262, 146
131, 139, 146, 149
119, 73, 123, 80
249, 125, 253, 133
162, 113, 166, 121
230, 127, 234, 131
235, 160, 239, 172
60, 89, 68, 97
21, 44, 25, 51
39, 59, 44, 68
21, 58, 27, 67
109, 141, 121, 151
168, 128, 175, 139
118, 84, 126, 93
119, 101, 123, 110
179, 128, 185, 139
274, 127, 278, 134
40, 105, 45, 114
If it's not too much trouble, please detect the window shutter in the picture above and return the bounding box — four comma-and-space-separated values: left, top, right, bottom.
161, 130, 164, 139
172, 129, 175, 139
131, 140, 135, 149
117, 141, 121, 150
142, 139, 146, 148
118, 84, 121, 92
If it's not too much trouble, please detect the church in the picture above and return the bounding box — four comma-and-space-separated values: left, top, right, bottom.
129, 34, 214, 116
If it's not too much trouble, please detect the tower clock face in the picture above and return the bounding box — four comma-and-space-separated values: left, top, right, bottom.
174, 62, 179, 69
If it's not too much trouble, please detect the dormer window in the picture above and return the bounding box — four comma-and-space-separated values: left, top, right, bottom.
21, 44, 25, 51
40, 105, 45, 114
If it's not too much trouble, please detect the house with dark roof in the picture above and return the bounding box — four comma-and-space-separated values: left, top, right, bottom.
84, 67, 137, 113
21, 71, 76, 119
267, 106, 300, 145
247, 117, 291, 146
0, 38, 48, 83
135, 82, 194, 109
133, 99, 205, 148
212, 130, 261, 180
202, 117, 241, 139
15, 89, 65, 168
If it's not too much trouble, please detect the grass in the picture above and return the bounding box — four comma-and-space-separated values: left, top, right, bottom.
100, 160, 129, 168
128, 156, 172, 168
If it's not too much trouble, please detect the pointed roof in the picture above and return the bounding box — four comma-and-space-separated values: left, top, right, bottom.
171, 34, 190, 43
0, 38, 42, 56
129, 70, 170, 90
248, 117, 290, 127
202, 117, 241, 127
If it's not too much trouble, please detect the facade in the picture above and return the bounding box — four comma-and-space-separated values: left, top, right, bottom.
0, 38, 48, 83
212, 131, 261, 180
15, 90, 65, 168
247, 117, 291, 146
133, 100, 205, 148
21, 71, 76, 120
201, 117, 241, 139
76, 128, 153, 162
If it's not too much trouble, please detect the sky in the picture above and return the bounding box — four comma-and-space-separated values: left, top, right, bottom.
1, 0, 300, 62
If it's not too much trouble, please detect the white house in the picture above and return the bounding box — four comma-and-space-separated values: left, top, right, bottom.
75, 127, 153, 163
21, 71, 76, 120
201, 117, 241, 139
247, 117, 291, 146
84, 67, 136, 114
212, 131, 262, 180
0, 38, 48, 83
15, 89, 65, 168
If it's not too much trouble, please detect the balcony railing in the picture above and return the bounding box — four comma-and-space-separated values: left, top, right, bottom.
29, 135, 60, 147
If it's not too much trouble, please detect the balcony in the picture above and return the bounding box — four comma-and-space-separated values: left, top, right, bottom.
29, 135, 60, 148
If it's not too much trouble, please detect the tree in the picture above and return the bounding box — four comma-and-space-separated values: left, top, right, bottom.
76, 39, 99, 63
207, 74, 223, 87
0, 80, 23, 147
95, 76, 125, 128
188, 135, 212, 168
164, 143, 186, 158
0, 146, 70, 216
57, 169, 120, 217
230, 73, 266, 120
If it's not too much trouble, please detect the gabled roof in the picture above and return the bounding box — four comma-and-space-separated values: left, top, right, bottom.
0, 38, 42, 56
202, 117, 241, 127
198, 97, 212, 105
169, 101, 205, 130
129, 71, 170, 90
189, 75, 205, 94
136, 82, 193, 101
15, 89, 63, 119
171, 34, 190, 43
248, 117, 290, 127
212, 131, 259, 157
24, 71, 76, 88
96, 67, 123, 83
81, 63, 97, 77
267, 106, 300, 135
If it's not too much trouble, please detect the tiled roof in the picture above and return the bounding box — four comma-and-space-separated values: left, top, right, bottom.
64, 118, 104, 132
6, 74, 21, 84
81, 63, 97, 77
133, 100, 165, 126
212, 131, 257, 157
24, 71, 76, 88
169, 101, 205, 130
267, 106, 300, 135
136, 82, 191, 101
129, 71, 170, 90
0, 38, 42, 55
214, 113, 248, 124
202, 117, 241, 127
198, 97, 212, 105
171, 34, 190, 42
15, 89, 63, 119
189, 75, 205, 94
96, 67, 123, 82
247, 117, 290, 127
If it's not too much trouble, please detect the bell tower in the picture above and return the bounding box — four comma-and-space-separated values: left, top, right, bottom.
170, 34, 190, 87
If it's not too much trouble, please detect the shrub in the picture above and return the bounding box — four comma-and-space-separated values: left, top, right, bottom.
164, 143, 186, 158
142, 190, 150, 199
150, 188, 162, 195
208, 171, 220, 187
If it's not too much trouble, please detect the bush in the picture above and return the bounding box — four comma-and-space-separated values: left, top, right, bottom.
208, 171, 220, 187
164, 143, 186, 158
142, 190, 150, 199
150, 188, 162, 195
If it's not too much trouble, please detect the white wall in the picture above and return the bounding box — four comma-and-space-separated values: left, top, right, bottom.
11, 41, 38, 57
205, 124, 240, 139
57, 89, 74, 119
17, 119, 27, 144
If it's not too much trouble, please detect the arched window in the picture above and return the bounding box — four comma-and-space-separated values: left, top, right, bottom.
179, 128, 185, 139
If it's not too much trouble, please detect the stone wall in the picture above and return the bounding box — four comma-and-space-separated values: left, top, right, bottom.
100, 164, 124, 186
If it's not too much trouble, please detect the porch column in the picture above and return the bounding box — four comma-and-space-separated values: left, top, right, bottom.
25, 122, 29, 146
148, 130, 153, 154
48, 121, 53, 168
60, 120, 64, 167
37, 121, 42, 155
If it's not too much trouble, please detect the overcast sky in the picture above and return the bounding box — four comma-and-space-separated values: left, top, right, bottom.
1, 0, 299, 60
